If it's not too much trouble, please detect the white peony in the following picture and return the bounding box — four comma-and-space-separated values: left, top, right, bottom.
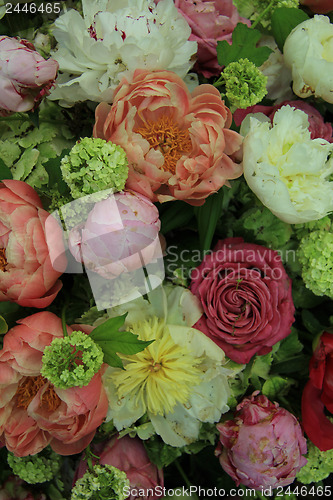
283, 15, 333, 103
243, 106, 333, 224
101, 284, 241, 447
48, 0, 197, 106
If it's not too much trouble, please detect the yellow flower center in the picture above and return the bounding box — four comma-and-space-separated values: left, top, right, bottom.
0, 248, 8, 272
112, 318, 201, 415
135, 115, 192, 174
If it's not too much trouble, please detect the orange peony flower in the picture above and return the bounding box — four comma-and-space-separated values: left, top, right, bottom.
94, 70, 243, 206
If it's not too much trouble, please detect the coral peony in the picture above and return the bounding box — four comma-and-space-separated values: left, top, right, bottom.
0, 312, 108, 457
190, 238, 295, 364
94, 70, 243, 206
216, 393, 307, 489
0, 36, 58, 115
302, 331, 333, 451
234, 101, 333, 142
74, 435, 164, 500
155, 0, 250, 78
0, 180, 66, 308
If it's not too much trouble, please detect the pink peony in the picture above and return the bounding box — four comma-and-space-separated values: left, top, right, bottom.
233, 100, 333, 142
302, 331, 333, 451
0, 180, 66, 308
68, 190, 161, 279
215, 393, 307, 490
0, 312, 108, 457
94, 70, 243, 206
74, 435, 164, 500
0, 37, 58, 115
190, 238, 295, 364
300, 0, 333, 13
155, 0, 250, 77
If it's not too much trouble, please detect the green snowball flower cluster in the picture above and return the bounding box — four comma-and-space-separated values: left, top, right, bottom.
222, 58, 267, 109
61, 137, 128, 199
41, 331, 104, 389
297, 442, 333, 484
7, 449, 61, 484
71, 464, 129, 500
294, 216, 332, 241
297, 229, 333, 299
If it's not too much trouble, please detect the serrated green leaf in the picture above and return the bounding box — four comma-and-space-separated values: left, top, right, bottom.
0, 157, 13, 180
274, 328, 303, 362
0, 315, 8, 335
12, 147, 39, 180
144, 436, 182, 469
271, 7, 309, 52
0, 141, 20, 168
262, 375, 295, 399
251, 352, 273, 380
217, 23, 272, 68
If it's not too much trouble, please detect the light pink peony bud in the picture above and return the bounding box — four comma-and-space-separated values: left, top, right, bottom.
69, 190, 161, 279
0, 36, 58, 115
215, 393, 307, 490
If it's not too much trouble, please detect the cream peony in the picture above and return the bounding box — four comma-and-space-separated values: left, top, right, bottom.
242, 106, 333, 224
283, 15, 333, 103
102, 285, 240, 447
49, 0, 197, 105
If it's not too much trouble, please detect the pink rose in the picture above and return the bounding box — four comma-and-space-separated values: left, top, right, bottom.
155, 0, 250, 77
74, 435, 164, 500
0, 37, 58, 115
68, 190, 161, 279
94, 70, 243, 206
0, 180, 66, 308
190, 238, 295, 364
233, 101, 333, 142
0, 312, 108, 457
216, 393, 307, 489
300, 0, 333, 13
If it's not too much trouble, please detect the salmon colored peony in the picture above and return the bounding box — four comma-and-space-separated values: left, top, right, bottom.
0, 180, 66, 308
94, 70, 243, 206
0, 312, 108, 457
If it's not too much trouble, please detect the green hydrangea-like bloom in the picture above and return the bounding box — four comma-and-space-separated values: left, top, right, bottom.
71, 464, 129, 500
7, 449, 61, 484
41, 331, 104, 389
294, 216, 332, 241
60, 137, 128, 199
223, 59, 267, 109
297, 442, 333, 484
298, 229, 333, 299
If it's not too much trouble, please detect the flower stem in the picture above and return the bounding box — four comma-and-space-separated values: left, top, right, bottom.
61, 303, 69, 338
251, 0, 275, 29
174, 460, 199, 500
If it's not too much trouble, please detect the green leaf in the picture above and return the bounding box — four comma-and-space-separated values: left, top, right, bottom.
271, 7, 309, 52
262, 375, 295, 399
216, 23, 272, 68
27, 109, 40, 128
251, 352, 273, 380
90, 314, 154, 369
194, 188, 225, 252
302, 309, 324, 336
270, 354, 311, 375
274, 328, 303, 362
44, 149, 71, 195
0, 315, 8, 335
160, 201, 194, 234
144, 436, 182, 469
0, 157, 13, 180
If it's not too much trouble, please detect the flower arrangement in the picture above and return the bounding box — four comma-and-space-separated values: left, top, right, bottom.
0, 0, 333, 499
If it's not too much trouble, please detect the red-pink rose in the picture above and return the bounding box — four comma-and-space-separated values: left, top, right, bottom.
74, 435, 164, 500
0, 180, 66, 308
0, 36, 58, 115
233, 101, 333, 142
155, 0, 250, 77
302, 331, 333, 451
94, 70, 243, 206
216, 393, 307, 489
190, 238, 295, 364
0, 312, 108, 457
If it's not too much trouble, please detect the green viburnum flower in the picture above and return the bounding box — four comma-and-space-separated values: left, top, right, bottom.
41, 331, 104, 389
7, 448, 61, 484
222, 58, 267, 109
71, 464, 129, 500
297, 229, 333, 299
60, 137, 128, 199
294, 216, 332, 241
297, 442, 333, 484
